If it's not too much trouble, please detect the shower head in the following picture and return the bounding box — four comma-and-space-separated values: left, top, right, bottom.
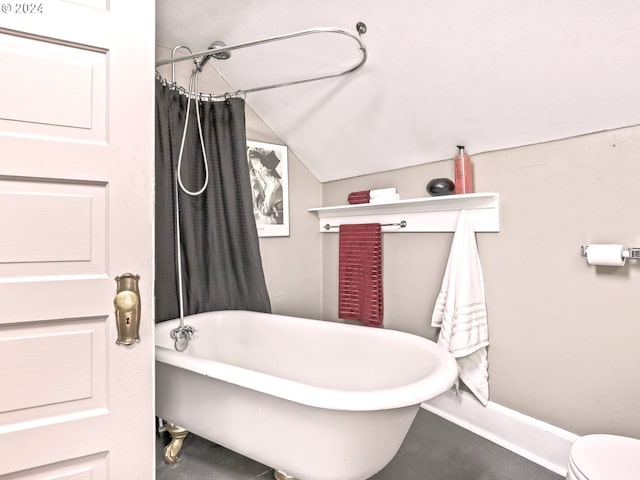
195, 41, 231, 73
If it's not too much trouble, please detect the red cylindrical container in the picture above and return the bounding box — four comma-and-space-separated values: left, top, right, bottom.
454, 145, 473, 194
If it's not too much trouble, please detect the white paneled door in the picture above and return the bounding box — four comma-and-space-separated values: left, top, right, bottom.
0, 1, 155, 478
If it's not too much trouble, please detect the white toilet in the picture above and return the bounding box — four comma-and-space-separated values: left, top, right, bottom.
566, 434, 640, 479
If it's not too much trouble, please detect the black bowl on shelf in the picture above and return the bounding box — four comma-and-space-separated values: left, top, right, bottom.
426, 178, 455, 196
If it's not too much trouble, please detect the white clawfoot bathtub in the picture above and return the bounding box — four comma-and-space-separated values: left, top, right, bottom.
155, 310, 458, 480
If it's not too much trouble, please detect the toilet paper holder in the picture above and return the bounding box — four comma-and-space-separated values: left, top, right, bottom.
580, 245, 640, 259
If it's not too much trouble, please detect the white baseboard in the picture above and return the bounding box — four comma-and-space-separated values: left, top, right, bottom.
422, 389, 578, 477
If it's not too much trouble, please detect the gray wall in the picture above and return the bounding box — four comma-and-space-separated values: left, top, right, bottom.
157, 45, 640, 439
321, 126, 640, 438
245, 122, 323, 318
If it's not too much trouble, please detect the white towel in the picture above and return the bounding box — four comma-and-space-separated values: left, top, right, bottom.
431, 210, 489, 406
369, 193, 400, 203
369, 187, 396, 198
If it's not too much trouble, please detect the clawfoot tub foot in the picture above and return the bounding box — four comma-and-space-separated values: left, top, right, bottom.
274, 470, 297, 480
163, 423, 189, 464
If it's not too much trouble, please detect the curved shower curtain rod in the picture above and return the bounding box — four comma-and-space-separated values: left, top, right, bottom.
155, 24, 368, 99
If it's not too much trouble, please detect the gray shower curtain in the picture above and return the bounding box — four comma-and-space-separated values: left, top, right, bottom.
155, 80, 271, 322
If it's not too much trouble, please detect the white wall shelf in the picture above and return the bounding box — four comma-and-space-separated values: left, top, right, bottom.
308, 192, 500, 233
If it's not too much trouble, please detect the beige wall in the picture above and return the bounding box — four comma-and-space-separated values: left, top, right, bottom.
245, 122, 323, 318
156, 47, 323, 319
156, 46, 640, 439
321, 126, 640, 438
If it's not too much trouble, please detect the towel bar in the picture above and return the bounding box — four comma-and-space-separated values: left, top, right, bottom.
323, 220, 407, 231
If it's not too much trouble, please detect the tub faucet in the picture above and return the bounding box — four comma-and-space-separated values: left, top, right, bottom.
170, 325, 195, 352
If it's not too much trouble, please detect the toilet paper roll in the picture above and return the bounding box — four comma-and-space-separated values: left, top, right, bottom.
586, 244, 626, 266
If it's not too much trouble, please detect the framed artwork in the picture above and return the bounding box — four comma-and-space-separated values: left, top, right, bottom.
246, 140, 290, 237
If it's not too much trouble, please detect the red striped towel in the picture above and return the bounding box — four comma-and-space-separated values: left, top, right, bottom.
338, 223, 383, 327
347, 190, 370, 204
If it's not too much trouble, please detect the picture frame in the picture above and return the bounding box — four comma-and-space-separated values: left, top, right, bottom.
246, 140, 290, 237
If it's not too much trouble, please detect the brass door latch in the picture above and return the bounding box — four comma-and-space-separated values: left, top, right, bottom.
114, 273, 141, 345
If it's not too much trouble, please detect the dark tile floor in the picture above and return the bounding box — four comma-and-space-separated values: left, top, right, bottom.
156, 408, 564, 480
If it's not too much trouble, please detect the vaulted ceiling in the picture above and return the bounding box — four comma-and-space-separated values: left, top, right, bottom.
156, 1, 640, 182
